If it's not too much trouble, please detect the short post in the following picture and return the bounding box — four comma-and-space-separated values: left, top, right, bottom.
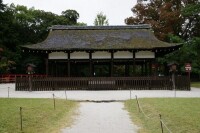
135, 95, 141, 113
29, 76, 32, 92
27, 64, 35, 91
8, 87, 10, 98
129, 89, 132, 100
168, 63, 177, 97
188, 71, 191, 90
172, 72, 176, 98
53, 94, 55, 110
159, 114, 164, 133
20, 107, 23, 131
185, 63, 192, 90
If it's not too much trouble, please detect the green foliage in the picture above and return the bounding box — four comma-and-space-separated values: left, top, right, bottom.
181, 2, 200, 38
158, 37, 200, 76
0, 59, 15, 74
0, 2, 81, 74
76, 22, 87, 26
62, 9, 79, 25
126, 1, 200, 79
166, 34, 184, 43
94, 12, 109, 26
182, 3, 200, 17
0, 0, 5, 12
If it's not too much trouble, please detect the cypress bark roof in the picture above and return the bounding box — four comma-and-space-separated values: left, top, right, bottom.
22, 25, 181, 51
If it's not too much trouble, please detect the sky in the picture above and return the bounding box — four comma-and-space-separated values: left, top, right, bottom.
3, 0, 137, 26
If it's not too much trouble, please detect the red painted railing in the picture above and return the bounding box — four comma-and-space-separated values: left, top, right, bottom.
0, 74, 47, 83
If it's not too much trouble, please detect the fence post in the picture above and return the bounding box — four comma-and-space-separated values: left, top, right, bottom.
159, 114, 164, 133
130, 89, 132, 100
20, 107, 23, 131
53, 94, 55, 110
135, 95, 141, 113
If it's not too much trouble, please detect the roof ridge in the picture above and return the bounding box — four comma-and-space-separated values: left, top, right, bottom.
49, 24, 151, 30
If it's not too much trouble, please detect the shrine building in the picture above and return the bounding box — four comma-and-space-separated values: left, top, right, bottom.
21, 24, 181, 77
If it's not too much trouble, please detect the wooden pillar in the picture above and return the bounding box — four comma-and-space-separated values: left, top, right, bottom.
110, 51, 114, 77
67, 52, 70, 77
45, 58, 49, 75
141, 63, 144, 76
89, 52, 93, 77
132, 52, 136, 76
125, 64, 129, 77
145, 60, 148, 76
149, 60, 152, 76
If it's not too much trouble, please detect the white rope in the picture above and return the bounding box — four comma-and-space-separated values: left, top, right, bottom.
160, 119, 173, 133
138, 100, 155, 119
136, 97, 173, 133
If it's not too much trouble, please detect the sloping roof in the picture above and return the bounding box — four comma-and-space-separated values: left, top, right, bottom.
22, 25, 181, 51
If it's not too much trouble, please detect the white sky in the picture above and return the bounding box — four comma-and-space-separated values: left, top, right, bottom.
3, 0, 137, 26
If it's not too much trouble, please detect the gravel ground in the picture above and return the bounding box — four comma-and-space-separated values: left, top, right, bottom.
1, 83, 200, 100
61, 102, 138, 133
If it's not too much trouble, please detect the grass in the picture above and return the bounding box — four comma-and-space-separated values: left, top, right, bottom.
191, 82, 200, 88
125, 98, 200, 133
0, 98, 78, 133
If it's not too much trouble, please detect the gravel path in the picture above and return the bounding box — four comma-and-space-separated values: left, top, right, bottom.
1, 84, 200, 100
61, 102, 138, 133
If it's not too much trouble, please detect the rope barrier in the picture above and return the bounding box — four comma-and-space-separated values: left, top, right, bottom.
135, 95, 173, 133
136, 96, 157, 119
160, 119, 173, 133
137, 100, 151, 119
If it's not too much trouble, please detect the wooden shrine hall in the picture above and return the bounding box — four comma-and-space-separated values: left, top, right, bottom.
21, 24, 181, 77
17, 24, 190, 91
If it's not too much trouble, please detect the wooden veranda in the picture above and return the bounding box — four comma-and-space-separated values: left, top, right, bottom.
15, 76, 190, 91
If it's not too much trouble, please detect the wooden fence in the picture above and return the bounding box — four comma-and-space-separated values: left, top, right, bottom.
15, 76, 190, 91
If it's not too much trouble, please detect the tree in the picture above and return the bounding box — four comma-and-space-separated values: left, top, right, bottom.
76, 22, 87, 26
125, 0, 200, 79
62, 9, 79, 25
181, 2, 200, 39
0, 0, 5, 12
94, 12, 109, 26
125, 0, 200, 41
0, 2, 81, 74
125, 0, 184, 41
